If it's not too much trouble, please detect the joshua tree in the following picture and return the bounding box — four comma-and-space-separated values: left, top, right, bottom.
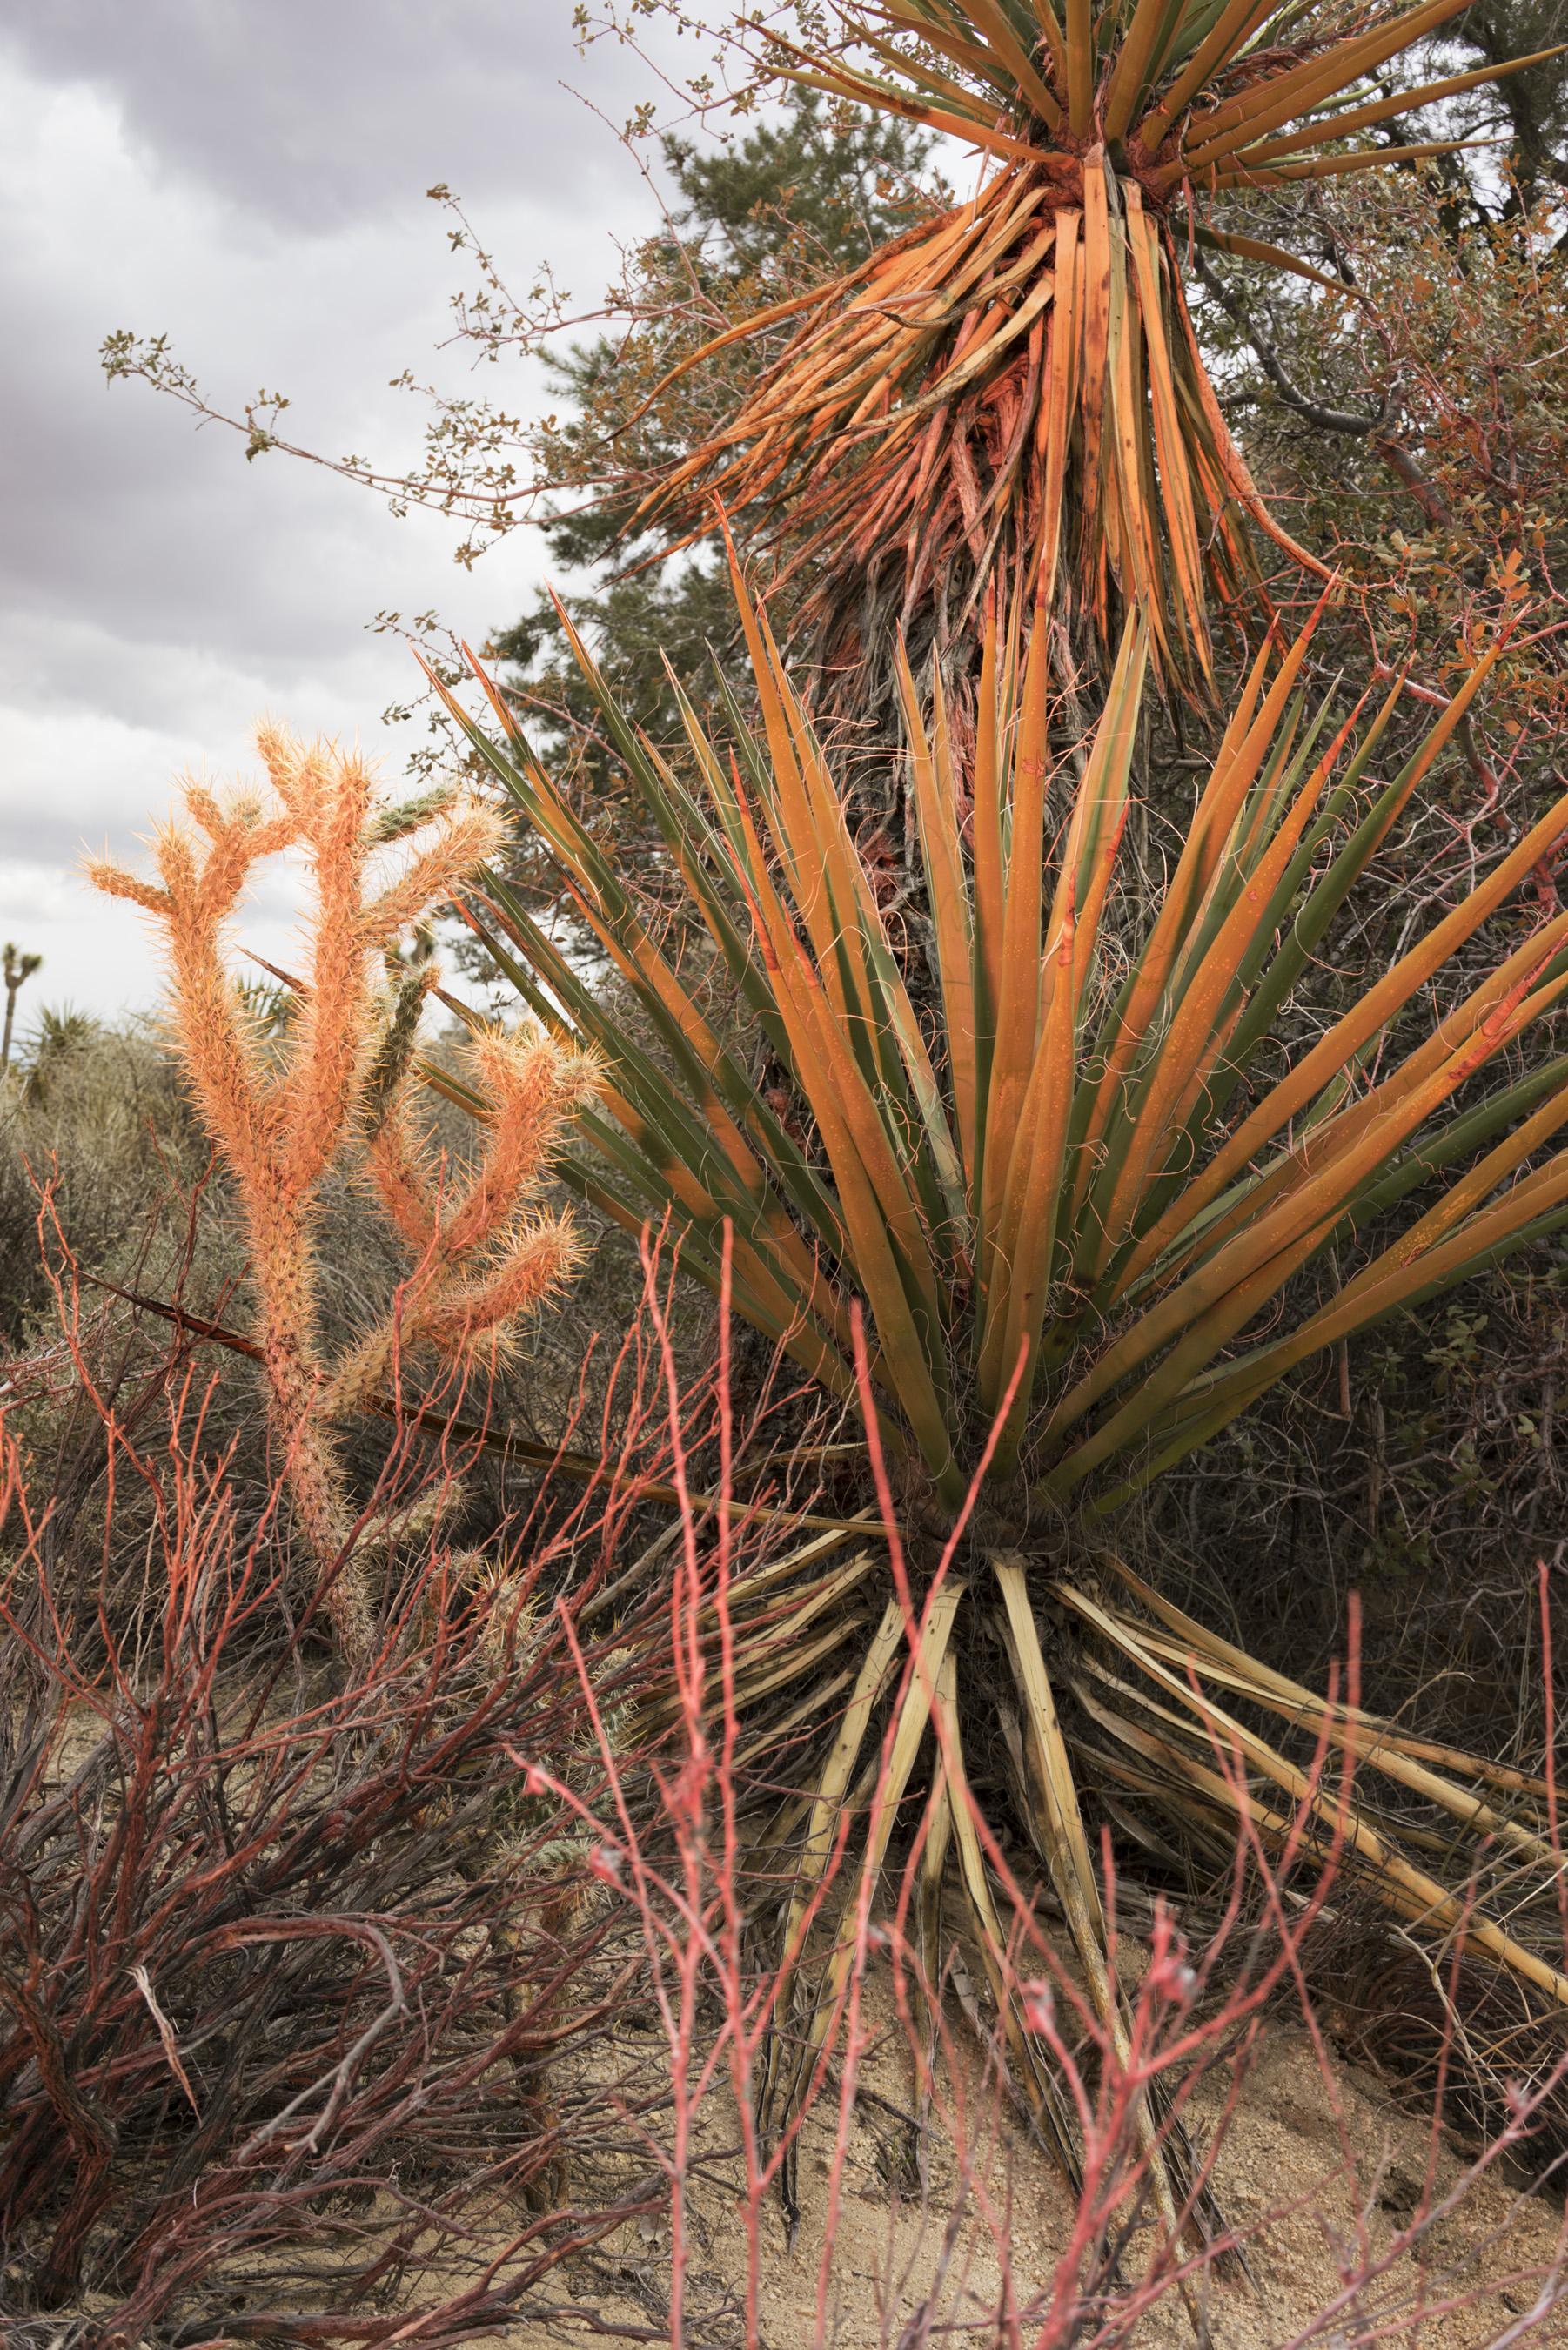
1, 944, 42, 1070
636, 0, 1551, 725
89, 728, 599, 1662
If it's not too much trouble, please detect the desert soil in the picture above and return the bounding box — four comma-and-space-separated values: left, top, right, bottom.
546, 1959, 1566, 2350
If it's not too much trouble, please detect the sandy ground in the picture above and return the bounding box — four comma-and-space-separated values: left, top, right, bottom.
541, 1958, 1567, 2350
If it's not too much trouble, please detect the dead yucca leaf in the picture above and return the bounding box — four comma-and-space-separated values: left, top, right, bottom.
630, 0, 1551, 685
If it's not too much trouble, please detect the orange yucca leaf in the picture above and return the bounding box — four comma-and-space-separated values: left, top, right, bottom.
1106, 204, 1177, 671
1062, 638, 1142, 996
978, 911, 1069, 1407
578, 1078, 847, 1367
958, 0, 1065, 122
1079, 161, 1113, 534
1170, 0, 1477, 167
1237, 47, 1567, 167
1100, 677, 1323, 1064
897, 641, 979, 1180
888, 241, 1062, 418
976, 604, 1056, 1301
1337, 1048, 1568, 1299
1123, 907, 1568, 1307
727, 779, 940, 1326
1044, 937, 1568, 1494
1162, 1178, 1568, 1482
607, 206, 956, 446
777, 60, 1047, 166
729, 568, 881, 1010
1083, 710, 1333, 1277
452, 693, 793, 1219
1223, 675, 1365, 883
1065, 0, 1094, 129
1102, 0, 1183, 142
1086, 1034, 1568, 1491
1109, 638, 1518, 1270
1106, 699, 1416, 1290
986, 870, 1079, 1459
1334, 1131, 1568, 1313
1009, 617, 1149, 1287
965, 614, 1010, 1222
1126, 196, 1204, 645
452, 856, 868, 1387
1213, 1010, 1568, 1363
1191, 223, 1350, 289
1063, 616, 1309, 1249
1210, 138, 1499, 191
1035, 206, 1080, 614
1139, 780, 1568, 1258
725, 814, 962, 1485
735, 595, 968, 1232
1090, 693, 1374, 1281
1130, 0, 1277, 151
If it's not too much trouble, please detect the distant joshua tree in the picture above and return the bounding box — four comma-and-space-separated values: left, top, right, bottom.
1, 943, 42, 1070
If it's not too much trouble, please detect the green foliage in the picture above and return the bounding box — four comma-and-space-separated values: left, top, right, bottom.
489, 92, 945, 764
1192, 175, 1568, 786
1445, 0, 1568, 205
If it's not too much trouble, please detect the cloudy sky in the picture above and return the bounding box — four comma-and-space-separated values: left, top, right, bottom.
0, 0, 699, 1028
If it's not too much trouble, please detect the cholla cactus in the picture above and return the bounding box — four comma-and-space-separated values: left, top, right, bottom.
88, 726, 599, 1662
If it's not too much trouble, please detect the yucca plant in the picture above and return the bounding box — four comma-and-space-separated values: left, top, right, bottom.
442, 578, 1568, 1517
632, 0, 1553, 697
412, 565, 1568, 2198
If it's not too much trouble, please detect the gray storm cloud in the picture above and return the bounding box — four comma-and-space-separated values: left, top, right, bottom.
0, 3, 675, 1016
